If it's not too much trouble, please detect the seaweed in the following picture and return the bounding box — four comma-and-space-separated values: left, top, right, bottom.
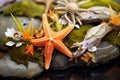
8, 45, 44, 67
104, 30, 120, 46
64, 25, 92, 48
3, 1, 45, 18
80, 0, 120, 12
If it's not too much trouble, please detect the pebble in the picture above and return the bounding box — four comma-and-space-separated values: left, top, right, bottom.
51, 41, 120, 70
94, 41, 120, 63
0, 54, 43, 78
80, 6, 117, 24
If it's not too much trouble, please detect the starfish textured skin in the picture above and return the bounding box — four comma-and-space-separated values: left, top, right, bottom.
30, 14, 74, 69
55, 0, 91, 25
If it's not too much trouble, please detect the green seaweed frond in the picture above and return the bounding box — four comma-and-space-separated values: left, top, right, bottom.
11, 13, 24, 32
80, 0, 120, 12
8, 45, 44, 67
64, 25, 92, 47
104, 30, 120, 46
4, 1, 45, 18
11, 14, 34, 40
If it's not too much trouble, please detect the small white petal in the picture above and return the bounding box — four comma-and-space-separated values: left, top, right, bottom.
88, 46, 97, 52
16, 42, 23, 47
5, 28, 16, 38
6, 41, 15, 46
74, 24, 80, 29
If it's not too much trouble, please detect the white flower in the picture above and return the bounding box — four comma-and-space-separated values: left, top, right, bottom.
5, 28, 16, 38
88, 46, 97, 52
74, 24, 80, 29
5, 28, 23, 41
5, 41, 23, 47
5, 28, 23, 47
68, 22, 80, 29
16, 42, 24, 47
6, 41, 15, 47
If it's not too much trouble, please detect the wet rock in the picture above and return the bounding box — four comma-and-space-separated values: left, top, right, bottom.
51, 41, 120, 70
94, 41, 120, 63
80, 6, 117, 24
115, 0, 120, 3
0, 14, 41, 50
0, 54, 43, 78
0, 14, 43, 78
51, 51, 72, 69
0, 0, 34, 12
0, 0, 15, 12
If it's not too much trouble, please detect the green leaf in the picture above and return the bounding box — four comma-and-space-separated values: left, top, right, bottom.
26, 21, 34, 36
11, 13, 24, 32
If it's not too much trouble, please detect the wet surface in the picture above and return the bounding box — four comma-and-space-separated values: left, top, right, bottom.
0, 56, 119, 80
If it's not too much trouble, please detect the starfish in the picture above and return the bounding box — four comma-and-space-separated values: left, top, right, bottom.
55, 0, 91, 25
30, 14, 74, 69
34, 0, 55, 13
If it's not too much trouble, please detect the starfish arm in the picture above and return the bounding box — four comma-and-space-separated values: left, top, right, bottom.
57, 11, 66, 14
42, 14, 54, 37
54, 25, 74, 40
45, 0, 55, 13
63, 0, 68, 3
54, 7, 66, 10
64, 14, 72, 23
30, 37, 48, 46
70, 13, 76, 24
44, 41, 54, 69
77, 0, 91, 6
56, 1, 66, 5
54, 40, 72, 57
75, 16, 82, 25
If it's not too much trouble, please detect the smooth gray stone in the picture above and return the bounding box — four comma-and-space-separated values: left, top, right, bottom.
94, 41, 120, 63
0, 14, 41, 50
51, 42, 120, 70
80, 6, 117, 24
115, 0, 120, 3
0, 0, 31, 12
0, 14, 43, 78
0, 54, 43, 78
51, 51, 71, 69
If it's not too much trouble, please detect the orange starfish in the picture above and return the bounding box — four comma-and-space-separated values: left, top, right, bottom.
25, 45, 34, 55
30, 14, 74, 69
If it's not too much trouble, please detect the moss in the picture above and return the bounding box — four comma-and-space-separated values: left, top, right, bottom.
3, 1, 45, 18
8, 45, 44, 67
80, 0, 120, 12
104, 30, 120, 46
64, 25, 92, 48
